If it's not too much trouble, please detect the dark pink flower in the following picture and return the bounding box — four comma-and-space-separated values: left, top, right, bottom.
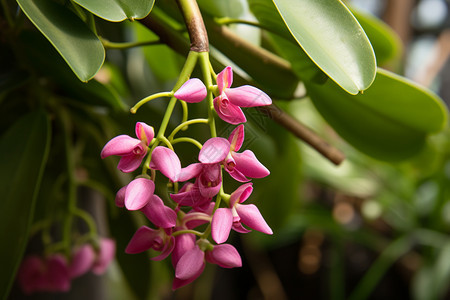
101, 122, 154, 172
69, 244, 95, 278
92, 238, 116, 275
211, 183, 272, 244
214, 67, 272, 124
205, 244, 242, 268
116, 177, 155, 211
125, 226, 175, 261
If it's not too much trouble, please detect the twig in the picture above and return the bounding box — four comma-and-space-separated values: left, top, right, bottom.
176, 0, 209, 52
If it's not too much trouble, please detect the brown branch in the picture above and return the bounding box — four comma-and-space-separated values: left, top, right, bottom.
176, 0, 209, 52
259, 104, 345, 165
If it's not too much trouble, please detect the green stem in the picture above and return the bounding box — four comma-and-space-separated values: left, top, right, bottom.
214, 17, 284, 40
181, 100, 188, 126
158, 135, 174, 151
172, 137, 203, 149
168, 118, 209, 140
199, 52, 216, 137
156, 51, 199, 138
173, 229, 204, 237
100, 37, 161, 50
73, 208, 98, 239
130, 91, 173, 114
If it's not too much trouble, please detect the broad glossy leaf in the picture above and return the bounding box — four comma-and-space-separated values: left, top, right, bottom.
271, 0, 376, 94
306, 69, 448, 161
73, 0, 154, 22
0, 110, 50, 299
17, 0, 105, 81
197, 0, 244, 18
351, 9, 402, 66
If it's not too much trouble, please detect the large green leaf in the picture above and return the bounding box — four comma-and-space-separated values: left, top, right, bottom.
17, 0, 105, 82
0, 110, 50, 299
73, 0, 154, 22
306, 69, 448, 161
271, 0, 376, 94
351, 9, 402, 66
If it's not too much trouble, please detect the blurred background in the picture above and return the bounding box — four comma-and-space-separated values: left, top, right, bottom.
3, 0, 450, 299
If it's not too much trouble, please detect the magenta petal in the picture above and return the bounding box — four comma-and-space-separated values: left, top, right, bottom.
227, 168, 250, 183
226, 85, 272, 107
125, 178, 155, 210
150, 146, 181, 182
46, 254, 71, 292
206, 244, 242, 268
125, 226, 160, 254
175, 246, 205, 280
135, 122, 154, 146
230, 183, 253, 206
232, 222, 252, 233
172, 262, 205, 290
236, 204, 273, 235
69, 244, 95, 278
199, 137, 230, 164
171, 233, 196, 267
174, 78, 207, 103
217, 66, 233, 92
115, 186, 127, 207
228, 124, 245, 152
101, 135, 141, 158
151, 236, 175, 261
214, 97, 247, 125
211, 208, 233, 244
117, 152, 145, 173
92, 238, 116, 275
141, 195, 177, 228
233, 150, 270, 178
18, 255, 46, 294
178, 163, 203, 182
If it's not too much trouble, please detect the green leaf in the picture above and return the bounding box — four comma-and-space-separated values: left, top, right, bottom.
197, 0, 244, 18
0, 110, 50, 299
306, 69, 448, 161
73, 0, 154, 22
271, 0, 376, 94
351, 9, 402, 66
17, 0, 105, 81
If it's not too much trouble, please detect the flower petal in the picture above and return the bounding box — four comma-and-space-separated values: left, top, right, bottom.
214, 96, 246, 125
233, 150, 270, 178
17, 255, 46, 294
125, 226, 160, 254
236, 204, 273, 235
92, 238, 116, 275
178, 163, 203, 182
150, 146, 181, 182
211, 208, 233, 244
101, 135, 141, 158
115, 185, 127, 207
174, 78, 207, 103
45, 254, 71, 292
69, 244, 95, 278
171, 233, 196, 267
230, 183, 253, 206
141, 194, 177, 228
226, 85, 272, 107
135, 122, 154, 146
206, 244, 242, 268
228, 124, 245, 152
172, 262, 205, 290
125, 178, 155, 210
117, 152, 146, 173
199, 137, 230, 164
175, 246, 205, 280
151, 235, 175, 261
217, 66, 233, 92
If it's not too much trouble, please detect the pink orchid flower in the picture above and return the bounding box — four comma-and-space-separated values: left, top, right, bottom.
101, 122, 154, 172
92, 238, 116, 275
69, 244, 95, 278
125, 226, 175, 261
211, 183, 272, 244
214, 66, 272, 124
115, 177, 155, 211
18, 254, 71, 294
173, 242, 242, 290
174, 78, 207, 103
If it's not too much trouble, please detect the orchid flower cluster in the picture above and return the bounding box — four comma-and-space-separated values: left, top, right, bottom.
101, 64, 273, 289
17, 238, 115, 294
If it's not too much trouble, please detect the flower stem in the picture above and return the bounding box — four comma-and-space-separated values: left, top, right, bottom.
100, 37, 161, 49
168, 118, 209, 140
172, 137, 203, 149
199, 52, 216, 138
130, 91, 173, 114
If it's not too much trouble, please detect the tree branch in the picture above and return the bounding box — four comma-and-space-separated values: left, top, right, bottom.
176, 0, 209, 52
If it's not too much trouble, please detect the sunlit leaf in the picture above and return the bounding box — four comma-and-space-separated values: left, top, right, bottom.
73, 0, 154, 22
17, 0, 105, 81
351, 9, 402, 66
271, 0, 376, 94
0, 110, 50, 299
306, 69, 448, 161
